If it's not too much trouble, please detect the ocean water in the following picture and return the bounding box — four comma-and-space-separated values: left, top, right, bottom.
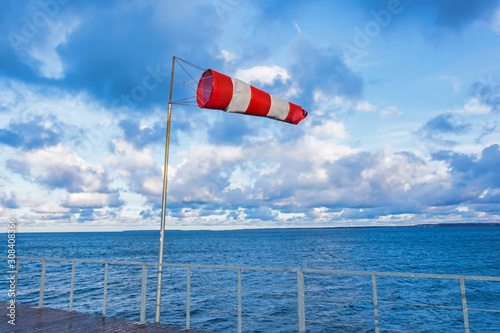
1, 227, 499, 332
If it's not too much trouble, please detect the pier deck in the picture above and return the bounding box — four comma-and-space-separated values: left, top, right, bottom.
0, 301, 208, 333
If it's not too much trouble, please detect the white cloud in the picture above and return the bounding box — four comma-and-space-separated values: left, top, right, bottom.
235, 65, 291, 86
33, 202, 71, 213
141, 176, 163, 196
218, 50, 238, 63
23, 19, 79, 79
380, 106, 403, 119
105, 140, 157, 177
104, 139, 164, 200
13, 144, 112, 193
440, 75, 462, 92
246, 141, 448, 210
4, 143, 123, 219
491, 8, 500, 34
294, 21, 302, 34
170, 144, 244, 203
282, 82, 301, 99
312, 90, 374, 117
0, 77, 114, 138
307, 120, 349, 142
64, 192, 122, 208
462, 97, 492, 114
355, 100, 376, 112
165, 131, 360, 208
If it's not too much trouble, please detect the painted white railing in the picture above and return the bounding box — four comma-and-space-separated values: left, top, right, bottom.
2, 256, 499, 332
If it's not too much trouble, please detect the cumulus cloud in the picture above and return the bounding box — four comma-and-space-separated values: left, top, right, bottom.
104, 139, 163, 202
63, 192, 122, 208
417, 113, 471, 146
308, 120, 348, 141
468, 79, 500, 113
462, 97, 492, 114
169, 143, 245, 205
6, 144, 122, 211
160, 126, 462, 222
0, 115, 63, 150
310, 91, 372, 121
0, 188, 19, 210
119, 118, 166, 148
355, 100, 376, 112
258, 147, 443, 211
432, 144, 500, 206
0, 0, 222, 110
32, 202, 70, 214
243, 207, 279, 221
235, 65, 290, 86
206, 114, 254, 145
291, 39, 364, 102
24, 19, 79, 79
7, 144, 112, 193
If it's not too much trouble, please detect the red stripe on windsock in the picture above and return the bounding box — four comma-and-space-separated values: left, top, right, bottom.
245, 86, 271, 117
285, 102, 307, 125
197, 69, 233, 109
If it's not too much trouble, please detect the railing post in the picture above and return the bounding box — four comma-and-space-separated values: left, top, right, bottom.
102, 263, 108, 317
140, 264, 148, 323
238, 268, 242, 333
38, 259, 46, 308
372, 275, 380, 333
69, 261, 76, 311
186, 266, 191, 329
297, 269, 306, 333
460, 278, 470, 333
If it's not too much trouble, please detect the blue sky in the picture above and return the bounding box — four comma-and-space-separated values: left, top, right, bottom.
1, 0, 499, 232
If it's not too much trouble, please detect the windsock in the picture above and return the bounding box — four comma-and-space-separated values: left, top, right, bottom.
196, 69, 308, 125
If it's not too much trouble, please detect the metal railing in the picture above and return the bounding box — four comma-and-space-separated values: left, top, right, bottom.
1, 256, 499, 332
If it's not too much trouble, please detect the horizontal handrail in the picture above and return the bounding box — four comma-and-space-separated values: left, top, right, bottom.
3, 256, 499, 281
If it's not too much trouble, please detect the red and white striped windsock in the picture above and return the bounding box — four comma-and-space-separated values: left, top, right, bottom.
196, 69, 308, 125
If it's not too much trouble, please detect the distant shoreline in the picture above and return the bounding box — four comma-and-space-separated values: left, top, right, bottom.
4, 222, 500, 233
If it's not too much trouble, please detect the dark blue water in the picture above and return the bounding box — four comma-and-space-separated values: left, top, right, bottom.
2, 227, 499, 332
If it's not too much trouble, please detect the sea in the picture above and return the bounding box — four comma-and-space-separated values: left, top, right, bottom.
1, 226, 499, 332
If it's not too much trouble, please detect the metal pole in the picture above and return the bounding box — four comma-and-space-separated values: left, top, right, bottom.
140, 264, 148, 323
297, 270, 306, 333
460, 278, 470, 333
38, 260, 46, 308
103, 263, 108, 317
186, 266, 191, 329
372, 275, 380, 333
69, 261, 76, 312
155, 56, 176, 323
237, 269, 242, 333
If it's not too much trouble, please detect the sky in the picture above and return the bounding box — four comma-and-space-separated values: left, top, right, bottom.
1, 0, 499, 232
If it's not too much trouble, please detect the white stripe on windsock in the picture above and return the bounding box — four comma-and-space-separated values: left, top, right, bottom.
268, 95, 291, 121
226, 78, 251, 113
225, 78, 290, 121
